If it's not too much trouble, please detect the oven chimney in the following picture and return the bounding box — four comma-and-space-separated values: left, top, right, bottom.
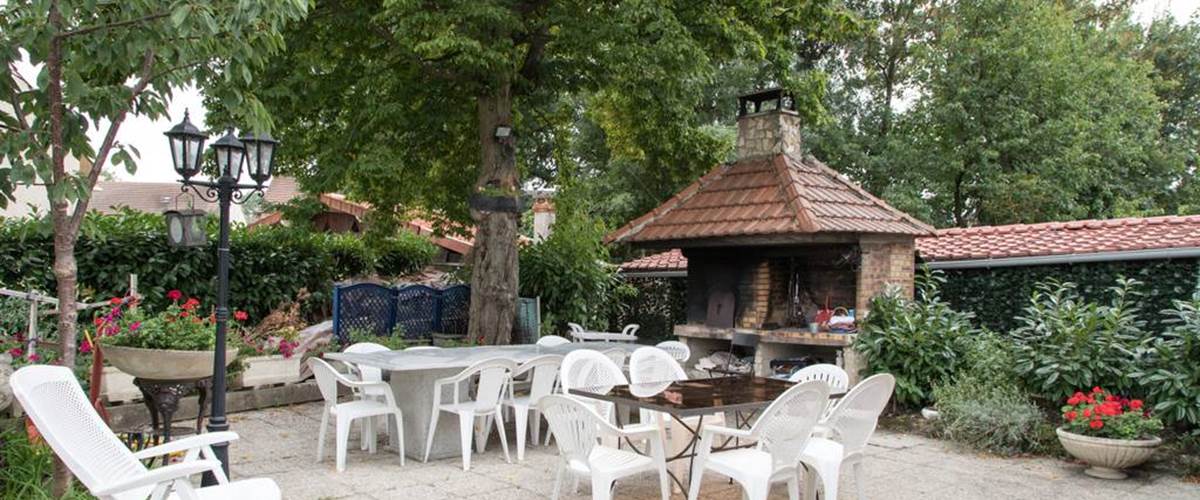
736, 88, 803, 159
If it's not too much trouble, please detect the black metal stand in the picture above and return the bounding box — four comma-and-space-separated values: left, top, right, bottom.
132, 377, 211, 465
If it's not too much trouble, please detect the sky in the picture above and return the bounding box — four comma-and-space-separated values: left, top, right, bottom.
96, 0, 1200, 183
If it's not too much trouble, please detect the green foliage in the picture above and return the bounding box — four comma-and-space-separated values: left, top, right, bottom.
369, 231, 438, 277
0, 211, 435, 324
609, 276, 688, 344
1009, 278, 1151, 401
933, 376, 1053, 456
1130, 296, 1200, 427
0, 427, 91, 499
271, 195, 329, 231
348, 328, 409, 351
519, 206, 631, 334
853, 270, 980, 407
937, 258, 1200, 333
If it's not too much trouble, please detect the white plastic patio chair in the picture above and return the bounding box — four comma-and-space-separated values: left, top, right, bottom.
789, 364, 850, 419
601, 348, 628, 370
343, 342, 392, 450
806, 373, 896, 500
539, 395, 671, 500
502, 354, 563, 460
686, 380, 834, 500
560, 350, 628, 422
10, 365, 281, 500
310, 358, 406, 472
537, 335, 572, 347
567, 322, 587, 342
654, 340, 691, 363
620, 323, 640, 340
629, 346, 687, 385
422, 357, 516, 470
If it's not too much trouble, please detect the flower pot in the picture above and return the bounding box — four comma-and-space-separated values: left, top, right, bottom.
1056, 427, 1162, 480
102, 345, 238, 381
920, 407, 940, 421
100, 366, 141, 403
240, 355, 302, 388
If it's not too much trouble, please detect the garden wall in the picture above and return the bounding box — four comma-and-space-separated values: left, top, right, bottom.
935, 258, 1200, 332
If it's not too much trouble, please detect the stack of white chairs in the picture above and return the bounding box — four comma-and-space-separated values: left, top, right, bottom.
10, 365, 282, 499
310, 358, 406, 472
539, 395, 671, 500
502, 354, 563, 460
423, 357, 516, 471
805, 373, 896, 500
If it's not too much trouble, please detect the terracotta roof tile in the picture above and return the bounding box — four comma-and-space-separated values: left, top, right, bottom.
916, 215, 1200, 262
619, 249, 688, 272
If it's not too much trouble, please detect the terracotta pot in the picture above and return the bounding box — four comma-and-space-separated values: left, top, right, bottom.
1056, 427, 1162, 480
103, 345, 237, 380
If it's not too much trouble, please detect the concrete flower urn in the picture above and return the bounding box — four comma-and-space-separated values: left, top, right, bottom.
240, 355, 301, 388
1056, 427, 1162, 480
103, 345, 237, 381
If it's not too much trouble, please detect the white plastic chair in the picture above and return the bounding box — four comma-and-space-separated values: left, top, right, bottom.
654, 340, 691, 363
10, 365, 281, 500
806, 374, 896, 500
620, 323, 640, 340
537, 335, 572, 347
687, 380, 833, 500
423, 357, 516, 470
310, 358, 406, 472
405, 345, 442, 351
629, 347, 686, 385
601, 348, 628, 370
567, 322, 587, 342
502, 354, 563, 460
560, 350, 628, 422
343, 342, 392, 450
790, 364, 850, 419
539, 395, 670, 500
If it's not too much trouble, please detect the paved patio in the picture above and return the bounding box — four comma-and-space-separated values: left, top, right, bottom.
224, 402, 1199, 499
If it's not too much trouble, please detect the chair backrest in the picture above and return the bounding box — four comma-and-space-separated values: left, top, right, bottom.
823, 373, 895, 455
539, 395, 611, 472
601, 348, 627, 368
620, 324, 640, 337
788, 364, 849, 392
515, 354, 564, 405
405, 345, 441, 351
457, 357, 518, 407
560, 349, 627, 395
345, 342, 390, 382
309, 357, 349, 404
567, 322, 585, 333
10, 366, 147, 499
536, 335, 571, 347
629, 347, 687, 385
749, 380, 831, 471
654, 340, 691, 363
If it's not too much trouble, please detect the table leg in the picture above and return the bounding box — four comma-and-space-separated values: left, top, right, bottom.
388, 368, 468, 461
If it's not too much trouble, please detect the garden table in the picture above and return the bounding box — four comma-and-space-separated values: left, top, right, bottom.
569, 330, 638, 342
569, 376, 844, 491
326, 342, 641, 460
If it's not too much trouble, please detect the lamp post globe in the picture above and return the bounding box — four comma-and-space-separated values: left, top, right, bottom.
210, 128, 246, 181
163, 110, 206, 180
240, 131, 278, 187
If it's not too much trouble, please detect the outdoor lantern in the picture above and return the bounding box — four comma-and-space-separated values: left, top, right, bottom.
239, 131, 278, 186
164, 110, 206, 180
210, 128, 246, 181
164, 209, 208, 247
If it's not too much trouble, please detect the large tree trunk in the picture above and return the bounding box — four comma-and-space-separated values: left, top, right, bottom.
467, 83, 519, 345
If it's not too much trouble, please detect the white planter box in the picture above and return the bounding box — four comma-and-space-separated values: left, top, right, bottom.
241, 355, 302, 388
101, 366, 141, 403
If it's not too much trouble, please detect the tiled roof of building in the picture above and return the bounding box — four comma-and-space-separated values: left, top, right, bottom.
90, 181, 220, 214
605, 154, 933, 245
262, 176, 303, 205
917, 215, 1200, 262
619, 249, 688, 272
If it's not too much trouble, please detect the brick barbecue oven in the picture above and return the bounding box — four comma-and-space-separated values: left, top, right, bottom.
606, 89, 934, 382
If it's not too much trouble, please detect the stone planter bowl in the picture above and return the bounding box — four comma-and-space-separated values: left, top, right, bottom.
103, 345, 238, 381
1056, 427, 1162, 480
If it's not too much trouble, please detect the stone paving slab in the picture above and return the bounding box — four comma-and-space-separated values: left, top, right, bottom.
223, 403, 1200, 499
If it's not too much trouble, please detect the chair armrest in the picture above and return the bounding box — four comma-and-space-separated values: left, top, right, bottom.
92, 460, 221, 496
699, 424, 753, 440
133, 432, 239, 460
615, 422, 661, 441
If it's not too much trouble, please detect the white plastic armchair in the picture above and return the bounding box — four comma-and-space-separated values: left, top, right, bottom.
806, 373, 895, 500
687, 380, 833, 500
620, 323, 640, 339
343, 341, 392, 452
654, 340, 691, 363
537, 335, 572, 347
567, 322, 587, 341
539, 395, 670, 500
789, 363, 849, 419
560, 350, 627, 422
503, 354, 563, 460
601, 348, 628, 370
10, 365, 280, 500
310, 358, 406, 472
423, 357, 517, 470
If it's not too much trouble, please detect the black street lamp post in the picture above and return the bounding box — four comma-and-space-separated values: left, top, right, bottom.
163, 111, 278, 482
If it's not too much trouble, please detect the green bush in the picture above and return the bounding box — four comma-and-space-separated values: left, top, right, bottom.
1009, 278, 1150, 402
853, 270, 980, 407
519, 207, 632, 334
1131, 296, 1200, 428
609, 276, 687, 344
0, 210, 436, 325
933, 375, 1054, 455
370, 230, 438, 276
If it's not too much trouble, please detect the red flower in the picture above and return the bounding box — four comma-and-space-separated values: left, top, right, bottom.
1089, 419, 1104, 430
1092, 386, 1103, 394
27, 353, 40, 362
1129, 400, 1143, 410
7, 347, 22, 358
167, 289, 183, 301
180, 311, 190, 318
1082, 409, 1092, 418
182, 298, 200, 311
1067, 395, 1082, 405
234, 310, 249, 322
93, 317, 104, 326
1064, 411, 1077, 421
80, 339, 93, 354
129, 321, 141, 332
109, 297, 123, 305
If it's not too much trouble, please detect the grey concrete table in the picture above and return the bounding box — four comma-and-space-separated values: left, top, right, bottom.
326, 342, 641, 461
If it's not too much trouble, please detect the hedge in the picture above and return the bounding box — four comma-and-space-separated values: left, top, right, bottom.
936, 258, 1200, 332
608, 276, 687, 344
0, 210, 436, 323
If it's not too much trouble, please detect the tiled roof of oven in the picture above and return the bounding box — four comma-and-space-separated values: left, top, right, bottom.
917, 215, 1200, 262
619, 249, 688, 272
605, 154, 934, 245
